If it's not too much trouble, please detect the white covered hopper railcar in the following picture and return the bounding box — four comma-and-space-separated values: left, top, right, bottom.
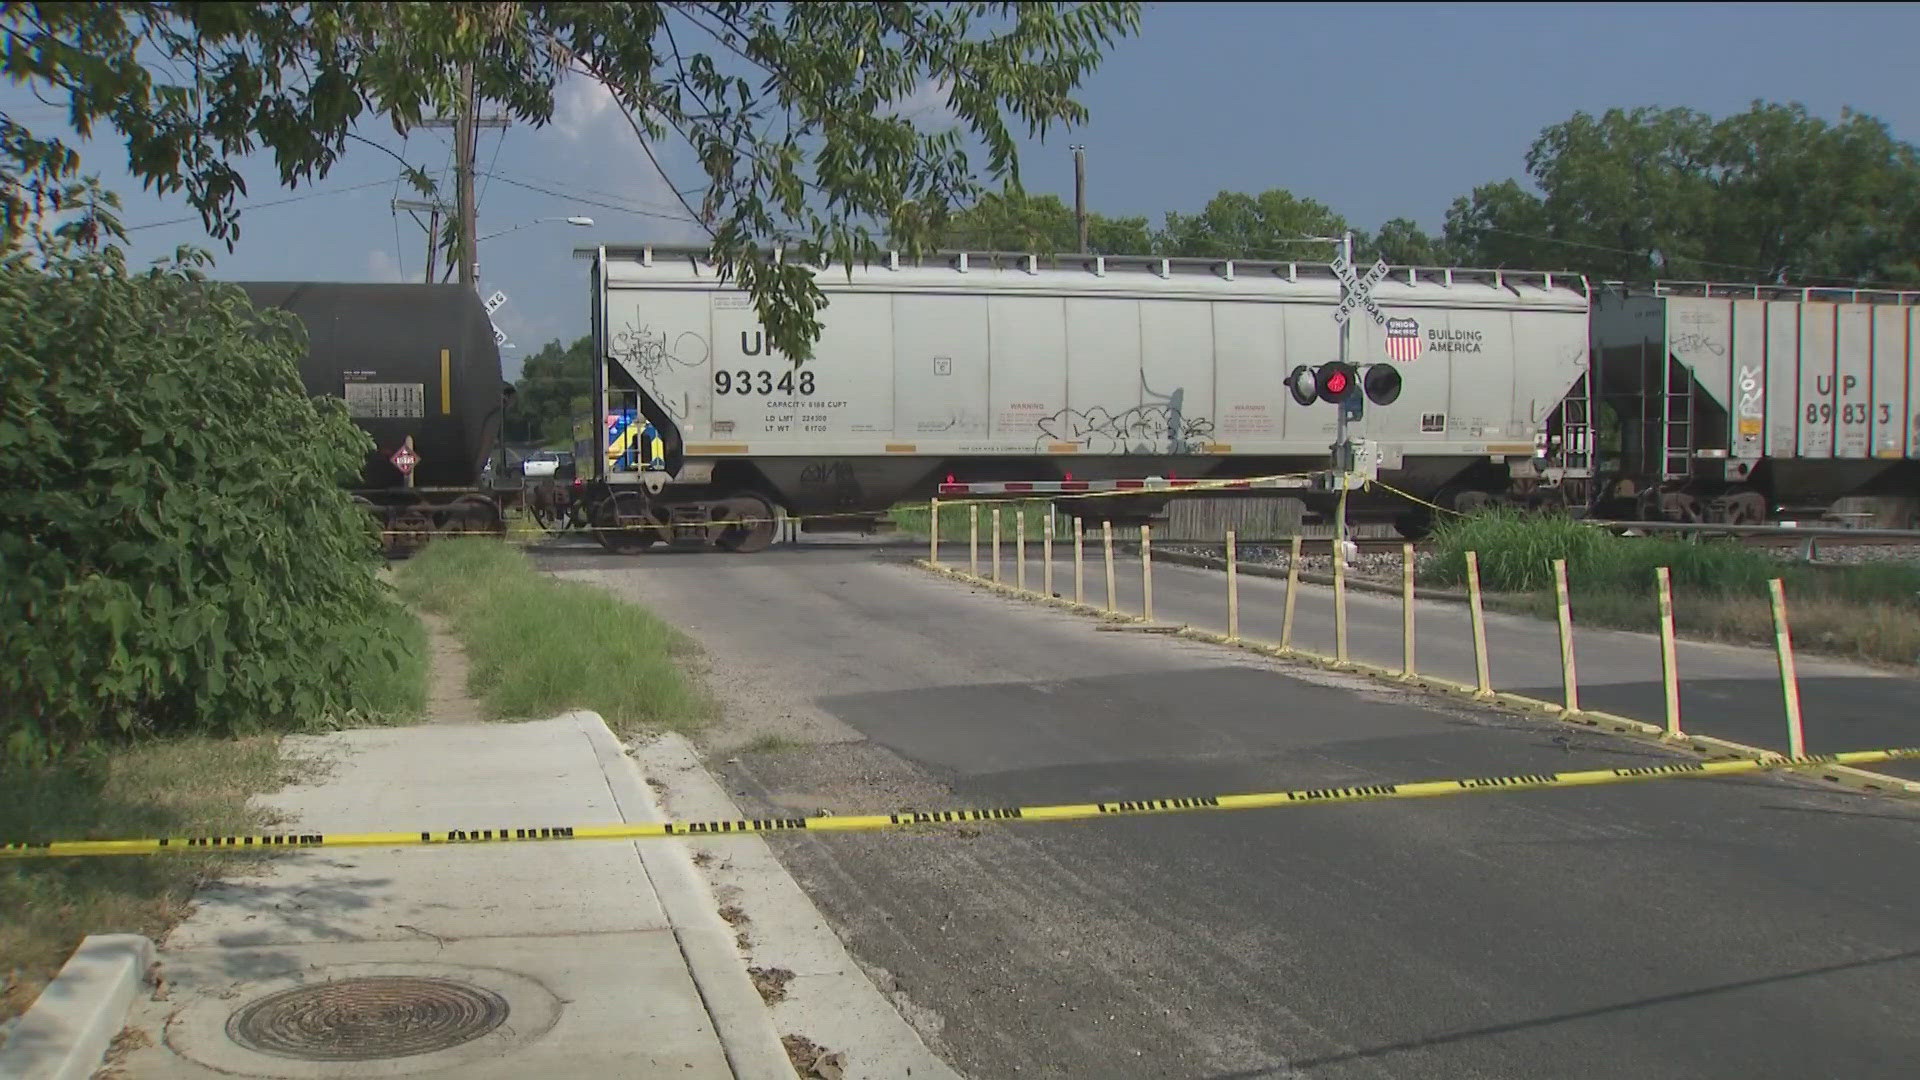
1591, 281, 1920, 528
579, 244, 1593, 549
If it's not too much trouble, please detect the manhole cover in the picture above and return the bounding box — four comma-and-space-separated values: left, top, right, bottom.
225, 976, 510, 1061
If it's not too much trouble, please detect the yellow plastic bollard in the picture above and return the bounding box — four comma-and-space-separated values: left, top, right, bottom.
1466, 551, 1491, 697
1280, 535, 1302, 652
1769, 578, 1805, 757
1226, 529, 1239, 642
1401, 542, 1416, 678
1656, 566, 1681, 738
1553, 558, 1579, 714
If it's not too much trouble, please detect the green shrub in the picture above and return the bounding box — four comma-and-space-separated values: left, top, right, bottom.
1424, 510, 1920, 611
1425, 510, 1789, 598
0, 240, 419, 760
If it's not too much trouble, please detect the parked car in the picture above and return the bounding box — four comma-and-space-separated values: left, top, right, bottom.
520, 450, 576, 480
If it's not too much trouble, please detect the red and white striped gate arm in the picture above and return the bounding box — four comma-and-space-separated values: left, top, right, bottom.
936, 476, 1306, 497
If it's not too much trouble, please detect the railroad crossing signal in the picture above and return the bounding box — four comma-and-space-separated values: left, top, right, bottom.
1287, 362, 1402, 420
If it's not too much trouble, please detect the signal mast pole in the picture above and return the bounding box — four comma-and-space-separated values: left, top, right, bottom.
1334, 230, 1353, 559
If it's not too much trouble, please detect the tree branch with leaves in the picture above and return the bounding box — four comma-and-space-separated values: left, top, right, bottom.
1, 1, 1141, 357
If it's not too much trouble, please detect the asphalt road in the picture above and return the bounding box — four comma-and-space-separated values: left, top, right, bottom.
966, 539, 1920, 781
543, 538, 1920, 1080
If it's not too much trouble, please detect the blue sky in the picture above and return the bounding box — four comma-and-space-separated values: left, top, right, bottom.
6, 2, 1917, 377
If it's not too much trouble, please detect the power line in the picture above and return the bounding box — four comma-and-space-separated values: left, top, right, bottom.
478, 171, 701, 223
125, 172, 446, 231
477, 125, 507, 211
488, 166, 701, 216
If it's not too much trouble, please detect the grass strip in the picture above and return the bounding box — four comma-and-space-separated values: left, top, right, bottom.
392, 538, 713, 734
0, 738, 296, 1027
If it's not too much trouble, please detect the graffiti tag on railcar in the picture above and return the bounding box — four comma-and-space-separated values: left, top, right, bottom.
612, 323, 709, 419
1736, 364, 1764, 438
1034, 403, 1216, 455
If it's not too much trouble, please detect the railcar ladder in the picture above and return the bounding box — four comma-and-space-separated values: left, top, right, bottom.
1661, 357, 1694, 480
1559, 375, 1593, 474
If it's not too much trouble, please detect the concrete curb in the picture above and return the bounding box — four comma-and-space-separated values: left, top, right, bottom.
631, 732, 966, 1080
0, 933, 153, 1080
574, 712, 796, 1080
913, 560, 1920, 801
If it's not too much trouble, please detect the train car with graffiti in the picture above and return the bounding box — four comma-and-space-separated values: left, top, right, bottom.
1588, 282, 1920, 529
578, 244, 1595, 551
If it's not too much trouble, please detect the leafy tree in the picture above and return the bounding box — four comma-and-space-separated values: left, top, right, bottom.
0, 237, 418, 760
1701, 104, 1920, 285
1358, 217, 1453, 267
935, 188, 1150, 254
1443, 102, 1920, 284
0, 1, 1141, 358
511, 335, 594, 445
1156, 188, 1349, 261
1440, 178, 1556, 269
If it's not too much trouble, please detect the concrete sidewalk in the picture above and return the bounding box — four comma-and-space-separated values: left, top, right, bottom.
113, 712, 792, 1079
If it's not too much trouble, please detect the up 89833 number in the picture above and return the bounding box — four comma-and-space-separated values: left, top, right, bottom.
715, 369, 815, 396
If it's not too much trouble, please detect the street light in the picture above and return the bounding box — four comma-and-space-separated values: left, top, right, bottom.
477, 215, 595, 242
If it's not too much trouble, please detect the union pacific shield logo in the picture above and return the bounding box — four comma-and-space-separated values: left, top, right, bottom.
1385, 317, 1421, 362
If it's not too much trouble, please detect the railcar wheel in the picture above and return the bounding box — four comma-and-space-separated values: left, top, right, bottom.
388, 509, 432, 556
592, 492, 658, 554
452, 495, 501, 534
714, 493, 778, 554
1661, 491, 1704, 523
1712, 488, 1766, 526
1393, 510, 1435, 541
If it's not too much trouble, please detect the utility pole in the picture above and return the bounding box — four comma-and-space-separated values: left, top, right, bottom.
455, 63, 478, 288
1071, 144, 1088, 254
419, 62, 507, 292
393, 198, 451, 283
425, 205, 441, 283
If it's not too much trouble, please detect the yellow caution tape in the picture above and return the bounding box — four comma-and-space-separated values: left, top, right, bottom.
1360, 476, 1465, 517
4, 748, 1912, 859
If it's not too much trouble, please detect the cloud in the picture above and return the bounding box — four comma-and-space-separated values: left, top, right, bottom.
553, 72, 618, 142
364, 248, 406, 282
887, 76, 960, 131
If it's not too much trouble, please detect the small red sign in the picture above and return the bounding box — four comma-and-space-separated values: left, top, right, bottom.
390, 440, 420, 475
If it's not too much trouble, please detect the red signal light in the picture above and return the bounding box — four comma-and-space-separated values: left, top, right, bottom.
1323, 369, 1349, 395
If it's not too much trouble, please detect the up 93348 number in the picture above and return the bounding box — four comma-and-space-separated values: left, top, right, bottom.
715, 369, 814, 396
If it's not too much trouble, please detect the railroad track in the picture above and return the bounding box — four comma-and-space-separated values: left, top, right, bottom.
1163, 531, 1920, 556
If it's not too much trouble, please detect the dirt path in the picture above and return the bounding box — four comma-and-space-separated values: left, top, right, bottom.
417, 609, 484, 724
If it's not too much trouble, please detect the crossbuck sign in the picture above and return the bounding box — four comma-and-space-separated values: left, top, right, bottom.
1331, 255, 1390, 327
483, 290, 513, 348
